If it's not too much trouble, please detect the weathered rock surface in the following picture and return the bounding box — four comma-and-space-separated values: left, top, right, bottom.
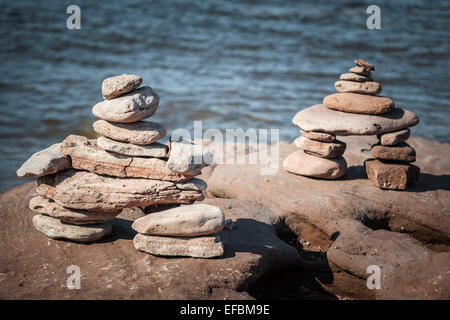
300, 130, 336, 142
365, 159, 420, 190
61, 135, 190, 182
133, 234, 224, 258
32, 214, 112, 242
102, 74, 142, 100
334, 80, 381, 95
371, 142, 416, 162
36, 170, 206, 211
29, 196, 120, 225
323, 93, 394, 115
97, 137, 168, 158
93, 120, 167, 145
132, 204, 225, 236
327, 219, 449, 299
16, 143, 71, 178
92, 86, 159, 123
339, 73, 372, 82
378, 129, 410, 146
201, 137, 450, 299
202, 136, 450, 243
293, 104, 419, 136
294, 136, 346, 158
167, 139, 212, 175
0, 185, 301, 299
283, 150, 347, 179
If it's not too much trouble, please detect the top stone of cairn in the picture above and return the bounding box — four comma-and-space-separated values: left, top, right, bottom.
102, 74, 142, 100
354, 59, 375, 71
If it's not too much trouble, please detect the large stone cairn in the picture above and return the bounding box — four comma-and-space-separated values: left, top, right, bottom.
284, 59, 420, 190
17, 74, 225, 257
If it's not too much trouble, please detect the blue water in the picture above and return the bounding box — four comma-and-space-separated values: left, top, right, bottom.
0, 0, 449, 190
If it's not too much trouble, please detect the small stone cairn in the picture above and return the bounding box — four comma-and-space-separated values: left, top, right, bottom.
17, 74, 225, 257
284, 59, 420, 190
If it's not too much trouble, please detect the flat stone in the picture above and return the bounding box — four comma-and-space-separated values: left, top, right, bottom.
349, 66, 372, 76
294, 136, 346, 158
92, 86, 159, 123
334, 80, 381, 95
339, 73, 372, 82
17, 143, 71, 178
132, 204, 225, 236
29, 196, 120, 225
167, 138, 212, 175
97, 137, 168, 158
293, 104, 419, 136
300, 130, 336, 142
93, 120, 166, 145
133, 233, 224, 258
61, 135, 190, 182
283, 150, 347, 179
378, 129, 410, 146
371, 142, 416, 162
323, 93, 394, 115
102, 74, 142, 100
32, 214, 112, 242
36, 170, 206, 211
365, 159, 420, 190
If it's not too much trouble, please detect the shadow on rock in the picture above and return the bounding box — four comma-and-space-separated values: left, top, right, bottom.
246, 219, 337, 300
406, 173, 450, 192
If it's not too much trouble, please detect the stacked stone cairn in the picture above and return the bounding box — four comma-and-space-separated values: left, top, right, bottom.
284, 59, 420, 190
17, 74, 225, 257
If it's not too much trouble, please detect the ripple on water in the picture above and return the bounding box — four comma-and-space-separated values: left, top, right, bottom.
0, 0, 449, 189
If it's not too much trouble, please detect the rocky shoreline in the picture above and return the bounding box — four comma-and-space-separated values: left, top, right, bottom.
1, 134, 448, 300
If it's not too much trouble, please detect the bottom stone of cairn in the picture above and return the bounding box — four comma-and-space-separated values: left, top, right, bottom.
133, 234, 224, 258
283, 149, 347, 179
364, 159, 420, 190
32, 214, 112, 242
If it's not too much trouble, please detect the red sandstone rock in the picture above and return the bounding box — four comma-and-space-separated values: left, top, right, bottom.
365, 159, 419, 190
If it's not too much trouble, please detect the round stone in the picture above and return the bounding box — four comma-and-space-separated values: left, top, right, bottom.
92, 86, 159, 123
283, 150, 347, 179
323, 93, 394, 115
334, 80, 381, 95
294, 136, 346, 158
93, 120, 166, 145
132, 204, 225, 236
102, 74, 142, 100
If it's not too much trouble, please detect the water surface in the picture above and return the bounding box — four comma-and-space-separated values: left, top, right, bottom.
1, 0, 449, 189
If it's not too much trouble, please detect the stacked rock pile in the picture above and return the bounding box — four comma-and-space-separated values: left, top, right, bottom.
367, 129, 419, 190
17, 74, 225, 256
287, 123, 347, 180
284, 59, 420, 190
